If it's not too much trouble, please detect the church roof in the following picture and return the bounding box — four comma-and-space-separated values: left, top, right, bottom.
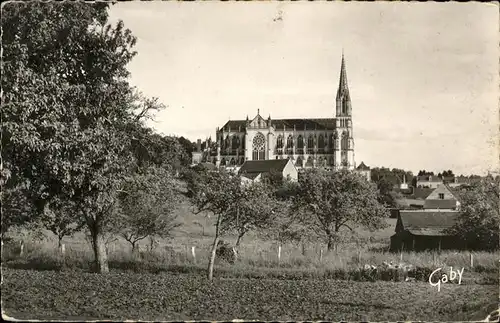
239, 159, 290, 175
221, 118, 337, 131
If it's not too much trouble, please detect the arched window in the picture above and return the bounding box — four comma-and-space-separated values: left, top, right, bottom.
341, 131, 348, 150
231, 136, 239, 150
220, 158, 226, 166
276, 135, 284, 154
225, 135, 230, 150
286, 135, 293, 154
296, 135, 304, 154
318, 134, 325, 153
305, 156, 314, 167
230, 158, 236, 166
307, 135, 314, 154
252, 132, 266, 160
342, 100, 348, 115
329, 133, 334, 149
239, 156, 245, 165
276, 135, 284, 148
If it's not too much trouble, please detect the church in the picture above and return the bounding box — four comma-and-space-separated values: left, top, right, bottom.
192, 54, 370, 179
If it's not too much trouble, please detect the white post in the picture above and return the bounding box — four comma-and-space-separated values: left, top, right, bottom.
60, 243, 66, 256
470, 253, 474, 268
191, 246, 196, 263
320, 249, 323, 262
278, 245, 282, 265
20, 240, 24, 256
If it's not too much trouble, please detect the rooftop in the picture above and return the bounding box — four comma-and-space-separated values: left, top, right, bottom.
239, 159, 291, 175
397, 210, 459, 236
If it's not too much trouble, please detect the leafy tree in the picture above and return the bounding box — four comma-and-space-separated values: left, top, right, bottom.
115, 166, 180, 252
371, 167, 413, 187
260, 169, 285, 188
177, 136, 196, 162
1, 184, 36, 237
447, 176, 499, 250
294, 169, 388, 251
230, 182, 282, 248
377, 177, 399, 207
39, 198, 85, 248
191, 170, 243, 280
2, 2, 163, 272
417, 170, 434, 176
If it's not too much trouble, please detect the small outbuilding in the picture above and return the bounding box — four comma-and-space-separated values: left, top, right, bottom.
390, 210, 463, 252
239, 159, 298, 183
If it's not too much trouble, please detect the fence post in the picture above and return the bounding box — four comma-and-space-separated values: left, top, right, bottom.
278, 245, 282, 265
20, 240, 24, 256
470, 253, 474, 268
320, 249, 323, 263
191, 246, 196, 263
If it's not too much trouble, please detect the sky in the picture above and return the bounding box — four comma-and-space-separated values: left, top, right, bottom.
108, 1, 499, 176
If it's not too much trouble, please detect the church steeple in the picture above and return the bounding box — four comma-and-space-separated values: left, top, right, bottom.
336, 52, 351, 117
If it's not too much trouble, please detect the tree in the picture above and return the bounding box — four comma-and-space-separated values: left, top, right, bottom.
39, 198, 85, 248
230, 182, 281, 248
191, 170, 243, 280
447, 176, 499, 250
294, 169, 389, 251
115, 166, 180, 252
177, 136, 196, 164
377, 177, 398, 208
2, 2, 162, 273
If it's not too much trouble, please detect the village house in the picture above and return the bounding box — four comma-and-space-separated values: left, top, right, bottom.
416, 175, 443, 189
356, 161, 371, 182
238, 159, 298, 184
390, 210, 462, 252
423, 184, 461, 210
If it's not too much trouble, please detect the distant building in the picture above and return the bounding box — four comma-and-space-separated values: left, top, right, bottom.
239, 159, 298, 183
356, 162, 371, 182
390, 210, 462, 252
416, 175, 443, 189
424, 184, 461, 210
416, 174, 481, 189
193, 54, 358, 171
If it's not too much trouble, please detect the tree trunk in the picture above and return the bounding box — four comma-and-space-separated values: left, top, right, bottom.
131, 241, 137, 254
327, 235, 335, 251
235, 231, 244, 247
91, 231, 109, 273
207, 235, 220, 280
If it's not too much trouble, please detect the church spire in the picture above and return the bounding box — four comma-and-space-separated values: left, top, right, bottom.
337, 51, 350, 99
336, 51, 352, 117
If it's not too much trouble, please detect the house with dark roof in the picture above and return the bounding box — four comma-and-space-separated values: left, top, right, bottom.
239, 159, 298, 183
390, 210, 463, 252
423, 184, 461, 210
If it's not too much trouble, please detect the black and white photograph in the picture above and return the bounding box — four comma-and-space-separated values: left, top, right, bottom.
2, 0, 499, 321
